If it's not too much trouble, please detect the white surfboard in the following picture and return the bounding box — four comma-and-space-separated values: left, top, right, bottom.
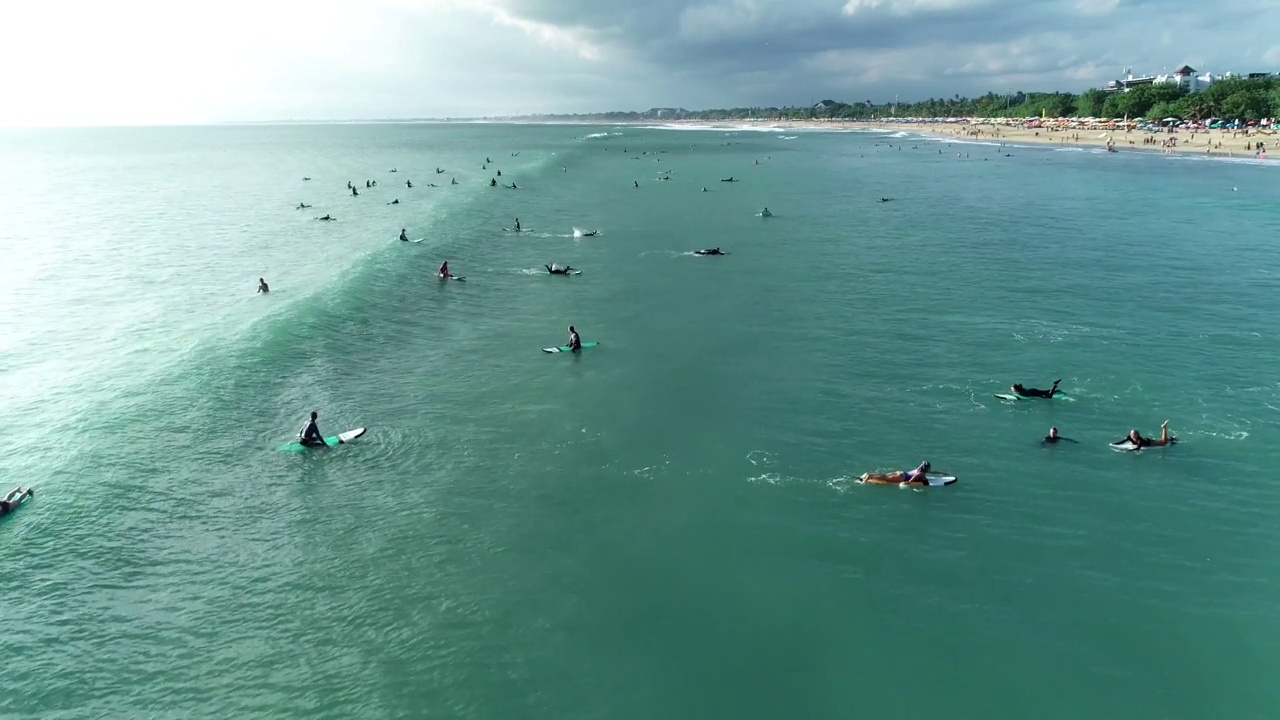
337, 427, 367, 444
920, 473, 957, 486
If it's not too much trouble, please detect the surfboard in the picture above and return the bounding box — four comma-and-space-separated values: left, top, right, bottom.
920, 473, 957, 487
548, 270, 582, 276
993, 393, 1021, 401
438, 275, 466, 282
1110, 438, 1176, 452
277, 427, 366, 452
543, 341, 599, 353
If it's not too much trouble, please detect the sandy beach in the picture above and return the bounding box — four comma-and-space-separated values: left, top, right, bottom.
674, 118, 1279, 159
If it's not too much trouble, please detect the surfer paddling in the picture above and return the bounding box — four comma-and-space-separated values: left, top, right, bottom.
860, 461, 932, 486
0, 487, 33, 516
1011, 379, 1062, 398
1114, 421, 1174, 449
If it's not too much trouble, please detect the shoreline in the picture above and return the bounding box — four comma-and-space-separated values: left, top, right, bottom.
661, 118, 1278, 160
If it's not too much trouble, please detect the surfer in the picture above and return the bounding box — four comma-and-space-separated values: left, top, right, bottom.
0, 487, 33, 516
486, 157, 492, 164
878, 197, 894, 203
567, 325, 582, 352
297, 202, 310, 209
859, 461, 932, 486
436, 167, 444, 174
760, 207, 772, 217
365, 180, 371, 188
545, 264, 575, 275
298, 411, 325, 448
634, 180, 639, 188
507, 183, 518, 189
316, 214, 335, 221
694, 248, 727, 256
406, 180, 413, 188
1042, 427, 1077, 444
580, 230, 598, 237
399, 229, 408, 242
257, 278, 270, 294
497, 170, 502, 176
514, 218, 521, 231
1012, 379, 1061, 399
701, 187, 707, 192
1115, 421, 1173, 448
490, 178, 497, 187
388, 199, 400, 205
720, 177, 735, 182
451, 178, 458, 185
438, 261, 451, 279
351, 187, 359, 197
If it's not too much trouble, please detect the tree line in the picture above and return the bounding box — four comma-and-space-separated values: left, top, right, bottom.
517, 76, 1280, 123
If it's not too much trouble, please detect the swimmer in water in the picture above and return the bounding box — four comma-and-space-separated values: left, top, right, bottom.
1042, 427, 1077, 444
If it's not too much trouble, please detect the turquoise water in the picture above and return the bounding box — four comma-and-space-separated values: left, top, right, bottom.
2, 123, 1280, 718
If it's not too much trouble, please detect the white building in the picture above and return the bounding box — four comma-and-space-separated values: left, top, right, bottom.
1106, 65, 1218, 93
1153, 65, 1215, 92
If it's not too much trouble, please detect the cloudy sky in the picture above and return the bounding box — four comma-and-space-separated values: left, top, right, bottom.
3, 0, 1278, 125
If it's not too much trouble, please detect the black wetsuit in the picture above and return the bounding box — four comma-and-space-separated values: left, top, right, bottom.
298, 420, 324, 447
1015, 380, 1061, 399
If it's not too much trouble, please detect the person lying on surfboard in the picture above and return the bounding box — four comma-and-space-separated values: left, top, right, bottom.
298, 411, 325, 447
1115, 421, 1172, 448
1011, 379, 1062, 398
567, 325, 582, 352
0, 487, 33, 516
860, 461, 931, 486
694, 248, 727, 256
546, 264, 575, 275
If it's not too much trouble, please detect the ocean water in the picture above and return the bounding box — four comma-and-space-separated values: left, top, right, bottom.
2, 122, 1280, 719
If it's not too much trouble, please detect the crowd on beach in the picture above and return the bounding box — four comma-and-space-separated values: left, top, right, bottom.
671, 116, 1279, 159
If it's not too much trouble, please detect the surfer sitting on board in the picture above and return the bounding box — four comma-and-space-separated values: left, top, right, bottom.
0, 487, 33, 516
298, 411, 325, 447
546, 264, 575, 275
860, 461, 931, 486
257, 278, 270, 294
1043, 427, 1077, 444
1115, 421, 1172, 448
1012, 379, 1062, 398
438, 261, 451, 279
567, 326, 582, 352
399, 229, 408, 242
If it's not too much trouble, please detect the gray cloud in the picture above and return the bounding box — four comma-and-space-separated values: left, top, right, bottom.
466, 0, 1280, 113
